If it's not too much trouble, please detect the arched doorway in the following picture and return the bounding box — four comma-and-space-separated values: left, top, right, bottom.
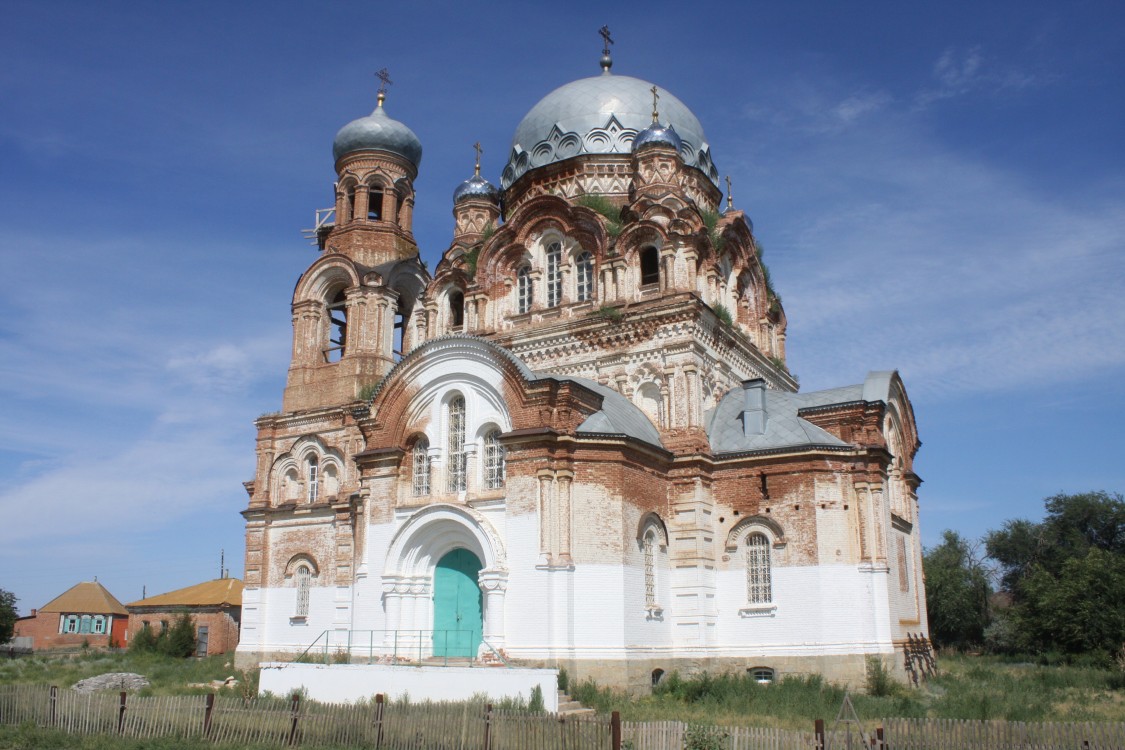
432, 548, 483, 657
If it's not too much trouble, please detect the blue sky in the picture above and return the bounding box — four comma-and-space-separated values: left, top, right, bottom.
2, 1, 1122, 614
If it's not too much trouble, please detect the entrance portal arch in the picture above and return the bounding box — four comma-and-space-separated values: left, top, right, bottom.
381, 504, 508, 654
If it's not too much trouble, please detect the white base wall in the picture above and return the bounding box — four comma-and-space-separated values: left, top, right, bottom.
259, 662, 558, 711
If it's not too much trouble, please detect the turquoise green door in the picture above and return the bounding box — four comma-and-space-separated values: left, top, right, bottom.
432, 549, 483, 657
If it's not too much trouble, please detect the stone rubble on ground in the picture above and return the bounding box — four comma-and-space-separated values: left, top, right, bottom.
72, 672, 150, 693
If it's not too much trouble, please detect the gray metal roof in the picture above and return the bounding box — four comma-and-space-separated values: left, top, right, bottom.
501, 73, 719, 188
566, 377, 665, 448
706, 387, 850, 454
333, 101, 423, 167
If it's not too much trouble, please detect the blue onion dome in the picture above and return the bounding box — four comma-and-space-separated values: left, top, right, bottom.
332, 93, 423, 168
453, 173, 499, 204
502, 73, 718, 189
633, 121, 683, 153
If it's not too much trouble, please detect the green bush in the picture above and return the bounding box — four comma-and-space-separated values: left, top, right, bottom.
712, 303, 733, 327
685, 723, 730, 750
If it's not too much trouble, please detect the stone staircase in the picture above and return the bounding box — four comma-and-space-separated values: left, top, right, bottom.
556, 689, 595, 717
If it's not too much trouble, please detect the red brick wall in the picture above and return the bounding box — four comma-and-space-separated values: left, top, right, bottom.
13, 611, 120, 650
126, 608, 241, 656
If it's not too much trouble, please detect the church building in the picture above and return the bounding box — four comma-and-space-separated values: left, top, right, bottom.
236, 42, 927, 689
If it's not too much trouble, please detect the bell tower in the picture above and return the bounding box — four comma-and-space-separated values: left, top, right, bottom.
282, 74, 428, 412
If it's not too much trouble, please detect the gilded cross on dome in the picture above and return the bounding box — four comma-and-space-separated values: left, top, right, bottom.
473, 141, 483, 177
726, 175, 734, 210
650, 85, 661, 123
375, 68, 393, 106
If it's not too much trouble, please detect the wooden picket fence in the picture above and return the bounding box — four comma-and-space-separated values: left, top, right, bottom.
882, 717, 1125, 749
3, 685, 1125, 749
0, 684, 614, 749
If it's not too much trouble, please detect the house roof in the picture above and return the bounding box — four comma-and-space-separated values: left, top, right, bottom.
126, 578, 243, 609
39, 581, 128, 616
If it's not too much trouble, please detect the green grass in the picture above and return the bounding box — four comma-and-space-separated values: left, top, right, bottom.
0, 651, 254, 698
571, 655, 1125, 729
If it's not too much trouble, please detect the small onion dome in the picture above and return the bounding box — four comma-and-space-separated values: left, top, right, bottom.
453, 173, 499, 204
332, 95, 423, 168
633, 121, 683, 154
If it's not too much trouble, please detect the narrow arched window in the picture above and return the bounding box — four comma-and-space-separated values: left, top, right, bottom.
643, 528, 658, 608
483, 429, 505, 489
367, 186, 383, 220
326, 290, 348, 362
344, 187, 356, 223
517, 266, 532, 314
746, 532, 772, 604
447, 397, 466, 492
295, 564, 311, 617
306, 455, 319, 503
412, 437, 430, 496
546, 242, 562, 307
575, 251, 594, 302
640, 246, 660, 286
449, 291, 465, 329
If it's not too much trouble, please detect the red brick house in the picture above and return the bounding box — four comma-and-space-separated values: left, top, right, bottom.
13, 581, 128, 650
126, 578, 243, 656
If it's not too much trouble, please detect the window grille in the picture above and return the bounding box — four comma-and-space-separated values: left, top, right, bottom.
307, 457, 319, 503
746, 533, 772, 604
576, 252, 594, 302
295, 565, 311, 617
447, 397, 466, 492
546, 242, 562, 307
483, 429, 505, 489
412, 437, 431, 496
643, 529, 657, 607
517, 266, 532, 314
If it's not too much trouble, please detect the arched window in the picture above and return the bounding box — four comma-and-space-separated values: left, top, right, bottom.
651, 668, 665, 687
412, 437, 430, 496
295, 564, 311, 617
326, 290, 348, 362
449, 291, 465, 329
366, 186, 383, 220
746, 532, 772, 605
517, 266, 533, 314
546, 242, 562, 307
306, 455, 319, 503
575, 252, 594, 302
643, 527, 658, 608
447, 397, 467, 492
344, 187, 356, 223
640, 246, 661, 286
483, 429, 505, 489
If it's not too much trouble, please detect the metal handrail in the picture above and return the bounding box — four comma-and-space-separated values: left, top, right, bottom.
287, 629, 509, 668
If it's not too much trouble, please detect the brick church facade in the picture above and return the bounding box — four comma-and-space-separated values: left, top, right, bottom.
236, 47, 927, 689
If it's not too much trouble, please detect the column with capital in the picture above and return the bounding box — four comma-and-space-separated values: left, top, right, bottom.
478, 569, 509, 650
381, 575, 405, 649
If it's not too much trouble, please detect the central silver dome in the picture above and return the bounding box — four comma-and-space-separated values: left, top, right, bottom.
501, 73, 719, 189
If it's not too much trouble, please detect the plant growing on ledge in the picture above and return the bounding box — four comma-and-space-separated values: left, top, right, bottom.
712, 303, 734, 327
576, 194, 623, 239
701, 209, 726, 254
591, 304, 623, 323
463, 245, 481, 279
480, 221, 496, 242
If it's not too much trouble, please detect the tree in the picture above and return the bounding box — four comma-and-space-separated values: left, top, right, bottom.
923, 530, 991, 649
985, 491, 1125, 658
0, 589, 17, 643
158, 613, 197, 658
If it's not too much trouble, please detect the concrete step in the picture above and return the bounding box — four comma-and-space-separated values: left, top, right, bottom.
555, 691, 595, 717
